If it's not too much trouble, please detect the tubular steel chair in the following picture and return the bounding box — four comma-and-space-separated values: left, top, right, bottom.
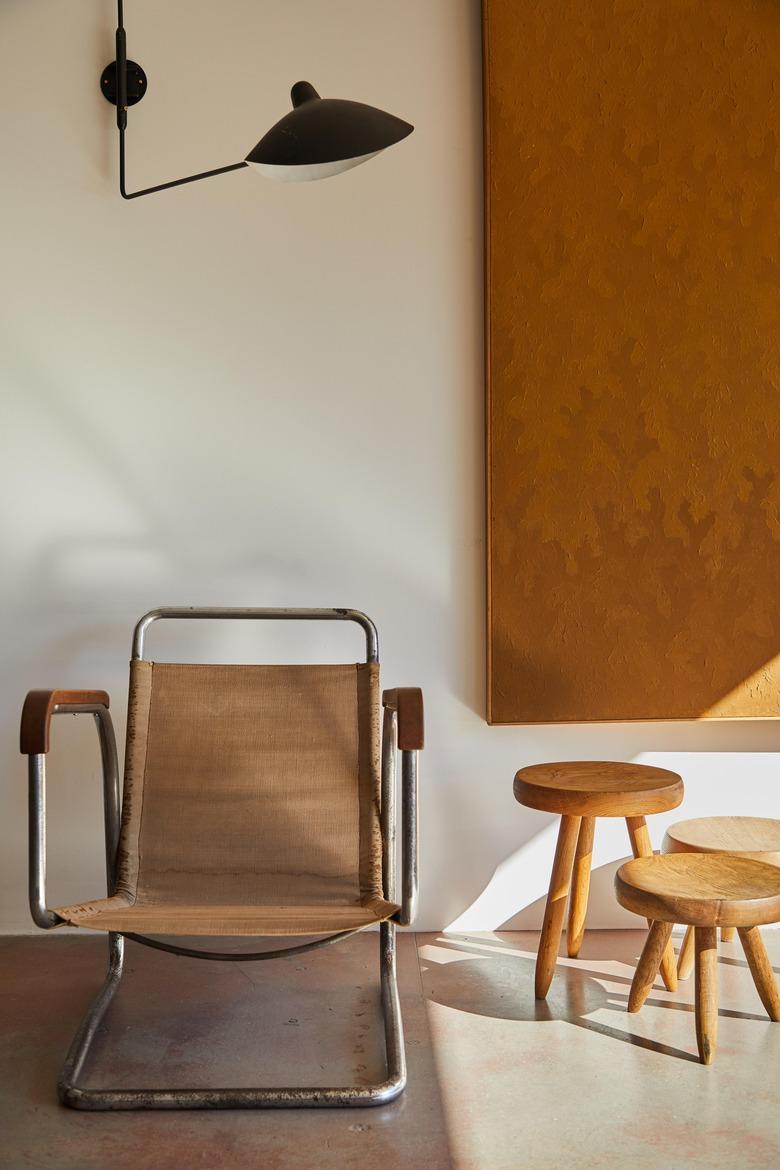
20, 607, 423, 1111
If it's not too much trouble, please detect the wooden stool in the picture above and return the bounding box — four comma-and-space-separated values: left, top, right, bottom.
616, 854, 780, 1064
663, 817, 780, 979
514, 761, 684, 999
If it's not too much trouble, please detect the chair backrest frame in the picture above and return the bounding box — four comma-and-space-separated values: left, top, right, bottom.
132, 607, 379, 663
119, 607, 389, 916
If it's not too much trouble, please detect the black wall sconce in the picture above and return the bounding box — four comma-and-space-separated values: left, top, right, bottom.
101, 1, 414, 199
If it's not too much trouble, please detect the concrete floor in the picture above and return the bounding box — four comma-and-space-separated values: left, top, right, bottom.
1, 930, 779, 1169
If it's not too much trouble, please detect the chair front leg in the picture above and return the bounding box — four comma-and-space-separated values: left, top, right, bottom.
695, 927, 718, 1065
567, 816, 594, 958
677, 925, 695, 980
738, 927, 780, 1021
628, 920, 674, 1012
536, 814, 581, 999
625, 816, 677, 992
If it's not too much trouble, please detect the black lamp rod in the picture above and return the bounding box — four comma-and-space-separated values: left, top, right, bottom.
115, 0, 246, 200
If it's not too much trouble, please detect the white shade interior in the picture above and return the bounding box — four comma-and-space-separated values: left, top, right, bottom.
245, 150, 383, 183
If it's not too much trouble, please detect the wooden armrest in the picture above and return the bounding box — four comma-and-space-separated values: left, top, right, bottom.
20, 689, 110, 755
382, 687, 424, 750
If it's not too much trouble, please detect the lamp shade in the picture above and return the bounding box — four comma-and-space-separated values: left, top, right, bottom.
245, 81, 414, 182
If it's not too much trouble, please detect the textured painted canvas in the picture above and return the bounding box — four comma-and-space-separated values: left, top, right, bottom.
485, 0, 780, 723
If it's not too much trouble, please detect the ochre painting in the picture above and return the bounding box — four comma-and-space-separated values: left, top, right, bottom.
485, 0, 780, 723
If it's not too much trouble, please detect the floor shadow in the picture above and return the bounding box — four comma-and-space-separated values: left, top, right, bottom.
419, 935, 770, 1065
718, 953, 780, 976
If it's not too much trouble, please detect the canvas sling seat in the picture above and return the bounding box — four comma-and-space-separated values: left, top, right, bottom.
21, 607, 422, 1111
53, 661, 398, 936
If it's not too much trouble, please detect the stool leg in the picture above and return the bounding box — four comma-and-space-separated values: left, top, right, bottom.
738, 926, 780, 1021
677, 925, 695, 980
721, 927, 736, 943
536, 814, 581, 1000
695, 927, 718, 1065
628, 920, 674, 1013
567, 816, 595, 958
625, 816, 678, 992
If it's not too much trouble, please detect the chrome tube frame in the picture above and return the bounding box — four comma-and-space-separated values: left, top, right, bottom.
119, 927, 364, 962
28, 755, 61, 930
59, 922, 405, 1110
28, 703, 119, 929
399, 751, 420, 927
381, 706, 398, 904
132, 606, 379, 663
381, 706, 419, 926
45, 607, 414, 1110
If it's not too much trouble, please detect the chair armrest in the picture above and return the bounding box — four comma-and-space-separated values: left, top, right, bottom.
20, 690, 110, 755
382, 688, 424, 750
21, 689, 119, 930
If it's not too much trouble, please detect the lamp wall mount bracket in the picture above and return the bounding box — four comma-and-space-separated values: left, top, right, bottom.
101, 60, 147, 108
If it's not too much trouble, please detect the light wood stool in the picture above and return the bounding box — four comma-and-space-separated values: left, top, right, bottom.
514, 761, 684, 999
616, 854, 780, 1064
663, 817, 780, 979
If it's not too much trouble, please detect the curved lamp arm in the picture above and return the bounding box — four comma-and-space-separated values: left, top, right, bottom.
20, 691, 120, 929
381, 688, 423, 926
119, 131, 247, 200
111, 3, 245, 200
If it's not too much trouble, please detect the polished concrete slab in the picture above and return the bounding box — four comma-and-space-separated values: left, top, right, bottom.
419, 931, 780, 1170
2, 930, 779, 1169
0, 933, 452, 1170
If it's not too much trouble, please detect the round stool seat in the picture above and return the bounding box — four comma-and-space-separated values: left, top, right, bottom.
616, 854, 780, 928
664, 817, 780, 866
514, 761, 683, 818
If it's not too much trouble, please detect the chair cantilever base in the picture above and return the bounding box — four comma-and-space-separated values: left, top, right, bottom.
26, 609, 420, 1110
57, 924, 406, 1111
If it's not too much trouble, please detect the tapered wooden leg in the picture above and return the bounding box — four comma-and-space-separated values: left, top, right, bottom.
677, 925, 695, 980
535, 814, 581, 1000
625, 816, 678, 992
628, 921, 674, 1013
721, 926, 736, 943
567, 816, 595, 958
695, 927, 718, 1065
738, 926, 780, 1021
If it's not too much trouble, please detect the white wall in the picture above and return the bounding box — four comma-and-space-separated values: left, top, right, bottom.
1, 0, 777, 934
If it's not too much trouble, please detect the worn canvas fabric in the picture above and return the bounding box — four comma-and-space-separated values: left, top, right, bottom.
55, 660, 398, 935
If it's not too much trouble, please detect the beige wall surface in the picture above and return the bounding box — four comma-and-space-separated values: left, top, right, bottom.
1, 1, 778, 934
